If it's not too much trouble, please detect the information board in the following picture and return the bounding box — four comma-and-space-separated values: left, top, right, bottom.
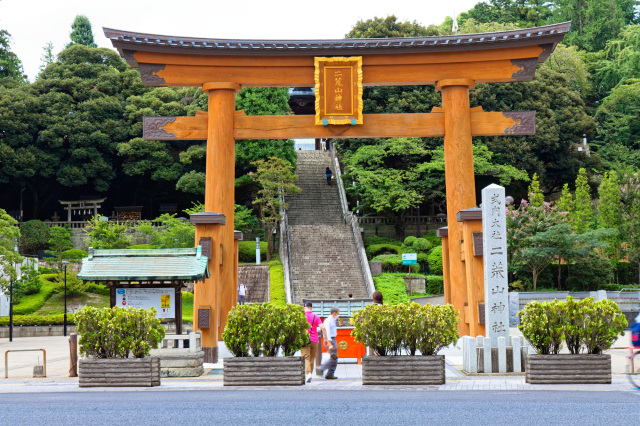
115, 288, 175, 319
402, 253, 418, 265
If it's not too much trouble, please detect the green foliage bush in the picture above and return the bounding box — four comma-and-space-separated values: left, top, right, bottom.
127, 244, 157, 249
366, 243, 403, 258
19, 220, 50, 254
425, 276, 444, 295
238, 240, 267, 262
86, 282, 110, 296
351, 303, 459, 356
427, 246, 443, 275
364, 236, 401, 247
0, 313, 74, 326
403, 236, 417, 247
411, 238, 432, 252
62, 249, 88, 260
222, 303, 308, 357
12, 274, 57, 315
518, 297, 627, 355
371, 254, 419, 273
423, 232, 441, 250
75, 306, 165, 359
53, 270, 88, 297
13, 263, 42, 301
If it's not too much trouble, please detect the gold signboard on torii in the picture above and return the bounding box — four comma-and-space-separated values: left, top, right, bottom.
105, 22, 570, 362
314, 56, 363, 126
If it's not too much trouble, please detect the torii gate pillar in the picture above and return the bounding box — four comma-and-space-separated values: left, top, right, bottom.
437, 79, 476, 336
193, 82, 241, 361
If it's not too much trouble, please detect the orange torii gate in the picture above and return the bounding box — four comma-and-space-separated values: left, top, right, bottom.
105, 23, 569, 362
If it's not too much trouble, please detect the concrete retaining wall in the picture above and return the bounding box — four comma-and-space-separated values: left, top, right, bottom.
0, 323, 193, 338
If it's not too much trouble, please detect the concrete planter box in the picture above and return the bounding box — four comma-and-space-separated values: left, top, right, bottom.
78, 357, 161, 387
525, 354, 611, 384
223, 356, 305, 386
362, 355, 445, 385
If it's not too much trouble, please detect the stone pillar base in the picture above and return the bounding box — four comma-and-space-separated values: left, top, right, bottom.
203, 346, 218, 364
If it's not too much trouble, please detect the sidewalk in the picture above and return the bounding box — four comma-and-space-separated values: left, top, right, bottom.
0, 334, 637, 394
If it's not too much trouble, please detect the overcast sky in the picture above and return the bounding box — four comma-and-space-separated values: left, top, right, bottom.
1, 0, 482, 81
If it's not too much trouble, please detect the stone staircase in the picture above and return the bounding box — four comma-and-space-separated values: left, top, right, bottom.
286, 150, 369, 304
238, 265, 270, 303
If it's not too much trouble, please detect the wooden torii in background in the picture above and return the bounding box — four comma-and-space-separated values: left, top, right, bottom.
106, 23, 569, 362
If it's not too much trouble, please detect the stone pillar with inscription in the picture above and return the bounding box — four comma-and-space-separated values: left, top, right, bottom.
481, 184, 509, 348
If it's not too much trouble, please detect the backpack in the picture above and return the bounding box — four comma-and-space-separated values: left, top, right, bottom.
631, 322, 640, 348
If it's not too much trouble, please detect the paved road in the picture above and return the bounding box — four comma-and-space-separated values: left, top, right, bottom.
2, 390, 640, 425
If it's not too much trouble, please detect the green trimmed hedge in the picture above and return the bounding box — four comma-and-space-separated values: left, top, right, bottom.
86, 283, 110, 296
366, 243, 403, 258
427, 246, 443, 275
0, 313, 74, 326
12, 274, 57, 315
62, 249, 87, 260
239, 240, 267, 262
371, 254, 419, 273
425, 276, 444, 295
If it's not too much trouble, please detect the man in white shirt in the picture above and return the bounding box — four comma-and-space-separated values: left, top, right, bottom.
237, 282, 248, 305
316, 306, 339, 379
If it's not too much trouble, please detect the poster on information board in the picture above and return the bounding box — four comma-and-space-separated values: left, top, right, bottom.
115, 288, 175, 319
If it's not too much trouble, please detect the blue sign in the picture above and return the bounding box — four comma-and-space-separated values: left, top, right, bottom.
117, 288, 126, 294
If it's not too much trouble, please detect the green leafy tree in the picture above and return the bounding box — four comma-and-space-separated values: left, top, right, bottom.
39, 41, 55, 74
67, 15, 97, 48
0, 208, 22, 290
84, 217, 131, 249
506, 200, 563, 290
528, 173, 544, 206
457, 0, 553, 28
19, 219, 50, 255
594, 78, 640, 169
252, 156, 301, 260
597, 170, 624, 282
551, 0, 638, 52
45, 226, 74, 270
618, 171, 640, 283
573, 168, 595, 233
0, 29, 26, 82
346, 15, 439, 38
556, 183, 574, 214
471, 65, 599, 194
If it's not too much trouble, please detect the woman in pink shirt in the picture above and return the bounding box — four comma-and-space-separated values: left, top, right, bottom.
301, 301, 326, 383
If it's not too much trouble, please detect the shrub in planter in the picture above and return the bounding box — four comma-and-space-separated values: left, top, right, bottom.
221, 303, 308, 357
518, 297, 627, 355
351, 302, 459, 356
517, 300, 565, 355
75, 306, 165, 358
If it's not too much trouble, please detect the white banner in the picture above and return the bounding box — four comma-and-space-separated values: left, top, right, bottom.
115, 288, 175, 319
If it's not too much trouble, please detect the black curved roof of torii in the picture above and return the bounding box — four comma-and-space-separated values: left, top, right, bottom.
104, 22, 570, 62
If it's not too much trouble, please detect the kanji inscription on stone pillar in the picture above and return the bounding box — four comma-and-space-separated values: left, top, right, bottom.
482, 184, 509, 347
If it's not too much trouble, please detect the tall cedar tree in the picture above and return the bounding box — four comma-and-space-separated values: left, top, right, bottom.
68, 15, 97, 48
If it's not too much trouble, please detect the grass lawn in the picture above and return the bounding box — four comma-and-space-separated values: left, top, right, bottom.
35, 292, 109, 315
373, 273, 432, 305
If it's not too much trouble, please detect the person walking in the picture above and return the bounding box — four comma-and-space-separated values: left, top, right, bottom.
325, 167, 332, 185
373, 291, 383, 305
316, 306, 340, 379
300, 301, 325, 383
237, 282, 248, 305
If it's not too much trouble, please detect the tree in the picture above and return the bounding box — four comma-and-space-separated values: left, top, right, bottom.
0, 208, 22, 290
19, 219, 50, 255
550, 0, 638, 52
457, 0, 553, 28
591, 25, 640, 101
556, 183, 574, 214
84, 217, 131, 249
528, 173, 544, 206
507, 200, 563, 290
0, 29, 25, 83
67, 15, 97, 48
597, 170, 624, 283
39, 42, 55, 74
618, 171, 640, 283
45, 226, 74, 270
594, 78, 640, 169
573, 168, 595, 233
470, 65, 599, 194
346, 15, 439, 38
252, 157, 301, 260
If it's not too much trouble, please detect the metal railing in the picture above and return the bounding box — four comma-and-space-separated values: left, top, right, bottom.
279, 210, 295, 304
5, 349, 46, 378
330, 145, 375, 297
330, 145, 350, 224
35, 220, 165, 229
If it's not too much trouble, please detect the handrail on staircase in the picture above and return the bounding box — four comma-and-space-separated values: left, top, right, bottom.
279, 209, 295, 304
330, 145, 350, 224
330, 145, 375, 298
